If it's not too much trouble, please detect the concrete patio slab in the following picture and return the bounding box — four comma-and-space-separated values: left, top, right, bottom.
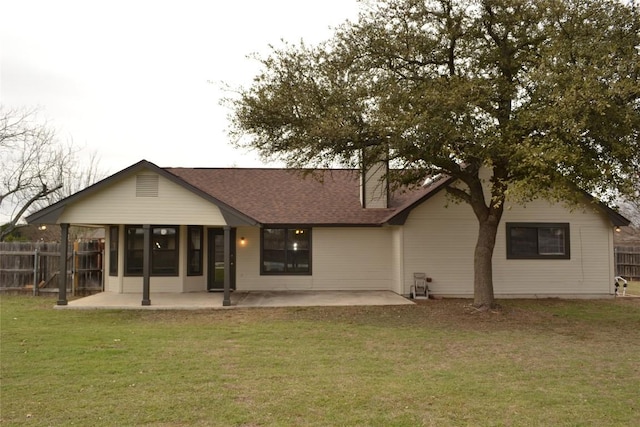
56, 290, 414, 310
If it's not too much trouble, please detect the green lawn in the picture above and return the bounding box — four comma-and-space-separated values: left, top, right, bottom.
1, 295, 639, 426
624, 280, 640, 296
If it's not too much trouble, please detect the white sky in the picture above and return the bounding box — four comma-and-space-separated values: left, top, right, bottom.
1, 0, 361, 175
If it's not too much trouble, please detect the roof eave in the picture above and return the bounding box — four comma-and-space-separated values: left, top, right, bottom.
26, 159, 260, 227
161, 167, 259, 226
261, 222, 386, 228
599, 203, 631, 227
384, 176, 456, 225
27, 160, 156, 225
578, 190, 631, 227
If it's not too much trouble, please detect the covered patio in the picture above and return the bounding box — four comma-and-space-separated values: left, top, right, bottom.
54, 290, 415, 310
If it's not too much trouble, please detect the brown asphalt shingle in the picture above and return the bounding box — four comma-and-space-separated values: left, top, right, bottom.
166, 168, 448, 225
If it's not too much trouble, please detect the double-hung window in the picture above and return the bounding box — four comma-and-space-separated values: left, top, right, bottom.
506, 223, 570, 259
261, 227, 311, 274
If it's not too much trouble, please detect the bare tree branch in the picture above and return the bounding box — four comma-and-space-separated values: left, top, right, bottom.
0, 106, 105, 241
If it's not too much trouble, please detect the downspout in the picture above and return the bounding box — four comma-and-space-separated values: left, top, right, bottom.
609, 227, 616, 295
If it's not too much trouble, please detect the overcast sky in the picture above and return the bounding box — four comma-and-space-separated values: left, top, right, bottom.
1, 0, 360, 175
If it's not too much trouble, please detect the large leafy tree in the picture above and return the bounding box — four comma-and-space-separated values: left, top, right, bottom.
229, 0, 640, 308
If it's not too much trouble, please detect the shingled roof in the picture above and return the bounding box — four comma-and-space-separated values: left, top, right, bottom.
25, 159, 629, 228
166, 167, 450, 226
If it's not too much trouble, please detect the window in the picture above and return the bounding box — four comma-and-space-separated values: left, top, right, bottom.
506, 223, 570, 259
125, 225, 179, 276
152, 227, 178, 275
187, 226, 203, 276
125, 226, 144, 275
109, 226, 118, 276
261, 227, 311, 274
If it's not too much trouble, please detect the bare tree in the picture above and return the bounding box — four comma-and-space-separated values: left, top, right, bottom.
61, 150, 105, 198
619, 199, 640, 228
0, 106, 100, 241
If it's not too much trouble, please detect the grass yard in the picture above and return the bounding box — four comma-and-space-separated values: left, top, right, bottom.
1, 295, 639, 426
623, 280, 640, 296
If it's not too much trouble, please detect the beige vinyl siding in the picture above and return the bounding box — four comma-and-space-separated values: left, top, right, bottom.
58, 172, 227, 225
492, 201, 613, 296
235, 226, 393, 291
104, 274, 121, 293
121, 277, 183, 293
183, 275, 207, 292
402, 190, 476, 296
313, 228, 393, 289
361, 161, 388, 208
402, 190, 615, 297
104, 225, 123, 293
390, 227, 404, 294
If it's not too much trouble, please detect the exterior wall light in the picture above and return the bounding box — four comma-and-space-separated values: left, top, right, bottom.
240, 236, 246, 246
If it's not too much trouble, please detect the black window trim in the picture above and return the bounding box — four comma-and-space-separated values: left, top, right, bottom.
109, 225, 119, 276
124, 225, 143, 277
260, 226, 312, 275
506, 222, 571, 260
187, 225, 203, 276
124, 225, 180, 276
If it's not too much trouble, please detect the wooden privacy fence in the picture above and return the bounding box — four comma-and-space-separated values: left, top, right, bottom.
615, 246, 640, 282
0, 241, 104, 295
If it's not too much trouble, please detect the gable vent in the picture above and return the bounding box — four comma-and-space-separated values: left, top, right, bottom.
136, 174, 159, 197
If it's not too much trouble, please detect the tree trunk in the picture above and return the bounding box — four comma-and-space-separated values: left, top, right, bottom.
459, 170, 505, 310
473, 216, 501, 309
444, 168, 506, 309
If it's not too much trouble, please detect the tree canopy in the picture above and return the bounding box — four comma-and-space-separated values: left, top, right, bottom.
229, 0, 640, 308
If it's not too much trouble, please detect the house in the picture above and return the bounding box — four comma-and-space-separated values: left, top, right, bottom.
26, 160, 630, 306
